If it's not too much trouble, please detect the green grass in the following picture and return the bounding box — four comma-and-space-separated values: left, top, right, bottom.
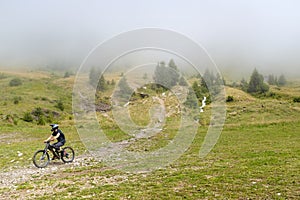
0, 70, 84, 170
15, 121, 299, 199
0, 70, 300, 199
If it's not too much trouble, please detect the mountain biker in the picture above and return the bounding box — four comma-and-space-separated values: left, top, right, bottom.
44, 124, 66, 159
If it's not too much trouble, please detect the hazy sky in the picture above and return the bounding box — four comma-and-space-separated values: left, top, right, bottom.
1, 0, 300, 77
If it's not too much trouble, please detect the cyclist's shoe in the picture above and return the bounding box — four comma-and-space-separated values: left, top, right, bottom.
61, 150, 69, 158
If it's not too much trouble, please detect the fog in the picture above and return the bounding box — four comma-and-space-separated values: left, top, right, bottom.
1, 0, 300, 78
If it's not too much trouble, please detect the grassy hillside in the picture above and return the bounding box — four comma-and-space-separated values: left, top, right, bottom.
0, 70, 85, 170
0, 70, 299, 199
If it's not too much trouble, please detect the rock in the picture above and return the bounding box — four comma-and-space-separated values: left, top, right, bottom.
51, 167, 58, 171
17, 151, 23, 157
138, 92, 149, 98
229, 111, 238, 116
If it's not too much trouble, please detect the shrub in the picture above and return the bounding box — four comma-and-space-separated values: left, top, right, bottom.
64, 71, 72, 78
293, 97, 300, 103
13, 96, 22, 104
9, 78, 22, 87
111, 79, 116, 85
226, 96, 234, 102
265, 92, 281, 99
41, 97, 48, 101
5, 114, 13, 122
32, 107, 43, 117
23, 112, 33, 122
278, 74, 287, 86
0, 73, 7, 79
37, 116, 46, 125
55, 100, 65, 111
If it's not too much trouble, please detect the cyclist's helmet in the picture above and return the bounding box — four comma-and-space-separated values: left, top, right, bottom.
50, 124, 59, 131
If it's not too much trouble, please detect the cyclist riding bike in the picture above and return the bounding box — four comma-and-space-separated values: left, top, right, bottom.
44, 124, 66, 160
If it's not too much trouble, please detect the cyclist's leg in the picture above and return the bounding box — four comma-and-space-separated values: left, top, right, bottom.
53, 141, 64, 151
49, 142, 59, 160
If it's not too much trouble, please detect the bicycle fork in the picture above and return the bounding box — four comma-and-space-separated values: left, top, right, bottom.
41, 150, 48, 160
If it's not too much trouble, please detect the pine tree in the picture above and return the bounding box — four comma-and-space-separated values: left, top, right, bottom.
192, 81, 202, 99
274, 76, 278, 86
278, 74, 287, 86
143, 73, 148, 80
96, 74, 107, 92
202, 69, 212, 87
168, 59, 177, 71
153, 61, 180, 89
268, 74, 276, 85
240, 78, 248, 92
247, 68, 269, 94
111, 79, 116, 85
184, 88, 198, 109
179, 76, 188, 86
89, 67, 101, 88
117, 76, 133, 100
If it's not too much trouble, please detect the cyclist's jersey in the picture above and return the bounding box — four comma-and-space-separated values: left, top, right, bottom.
52, 129, 66, 143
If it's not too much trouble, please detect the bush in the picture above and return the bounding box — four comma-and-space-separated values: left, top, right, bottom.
293, 97, 300, 103
64, 72, 71, 78
265, 92, 282, 99
23, 112, 33, 122
9, 78, 22, 87
226, 96, 234, 102
13, 96, 22, 104
41, 97, 48, 101
55, 100, 65, 111
32, 107, 44, 117
111, 79, 116, 85
0, 73, 7, 79
37, 116, 46, 125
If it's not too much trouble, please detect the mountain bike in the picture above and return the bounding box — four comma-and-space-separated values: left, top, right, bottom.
32, 141, 75, 168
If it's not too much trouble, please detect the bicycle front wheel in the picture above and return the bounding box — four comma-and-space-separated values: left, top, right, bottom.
33, 150, 50, 168
61, 147, 75, 163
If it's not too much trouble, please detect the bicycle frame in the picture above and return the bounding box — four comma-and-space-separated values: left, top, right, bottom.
44, 141, 60, 159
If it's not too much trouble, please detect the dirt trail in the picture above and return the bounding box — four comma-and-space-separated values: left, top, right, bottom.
0, 154, 127, 200
0, 154, 96, 189
0, 89, 189, 198
0, 97, 166, 197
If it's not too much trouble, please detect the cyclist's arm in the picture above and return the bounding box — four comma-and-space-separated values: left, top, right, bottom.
44, 135, 52, 142
53, 132, 60, 140
44, 133, 59, 142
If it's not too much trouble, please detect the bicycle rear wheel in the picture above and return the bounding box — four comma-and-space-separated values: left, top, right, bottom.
33, 150, 50, 168
61, 147, 75, 163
